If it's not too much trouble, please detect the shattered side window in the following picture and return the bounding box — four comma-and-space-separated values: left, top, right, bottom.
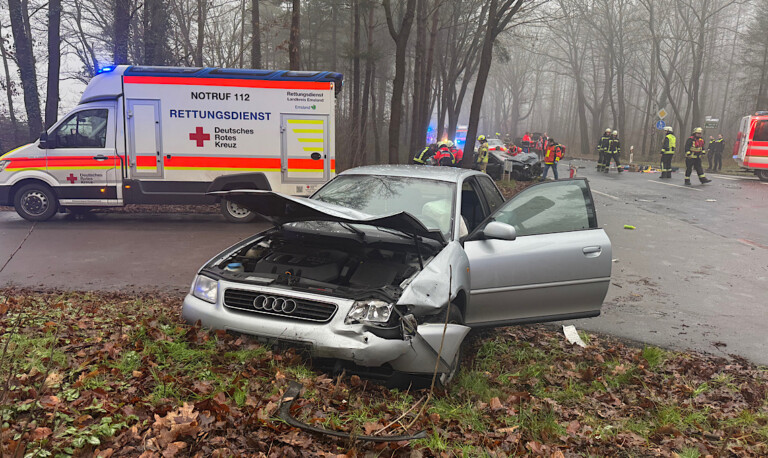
312, 175, 456, 239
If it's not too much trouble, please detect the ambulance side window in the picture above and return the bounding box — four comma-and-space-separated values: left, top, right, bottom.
754, 121, 768, 142
51, 109, 108, 149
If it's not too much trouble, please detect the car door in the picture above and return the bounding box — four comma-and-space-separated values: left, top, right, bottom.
463, 178, 611, 327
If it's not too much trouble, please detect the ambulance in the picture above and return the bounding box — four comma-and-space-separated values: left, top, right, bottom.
735, 111, 768, 181
0, 65, 343, 221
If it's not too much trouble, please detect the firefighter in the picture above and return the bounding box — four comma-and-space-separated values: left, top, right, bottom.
684, 127, 712, 185
435, 140, 456, 166
597, 128, 611, 172
706, 136, 716, 171
604, 130, 623, 173
522, 132, 532, 154
712, 134, 725, 172
541, 138, 563, 180
660, 126, 676, 179
413, 142, 438, 165
476, 135, 490, 173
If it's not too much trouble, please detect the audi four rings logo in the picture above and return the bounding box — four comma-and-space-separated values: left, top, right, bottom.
253, 295, 298, 314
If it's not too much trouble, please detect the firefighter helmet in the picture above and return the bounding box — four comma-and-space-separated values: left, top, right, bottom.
445, 140, 455, 148
612, 130, 618, 136
605, 128, 612, 133
693, 127, 703, 134
478, 135, 486, 142
664, 126, 673, 132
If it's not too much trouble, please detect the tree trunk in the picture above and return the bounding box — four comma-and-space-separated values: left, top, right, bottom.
384, 0, 417, 164
351, 0, 361, 163
289, 0, 301, 70
114, 0, 130, 64
45, 0, 61, 129
8, 0, 42, 140
0, 21, 19, 144
250, 0, 261, 68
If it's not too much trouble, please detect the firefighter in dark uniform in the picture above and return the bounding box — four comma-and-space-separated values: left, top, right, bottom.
660, 126, 675, 179
413, 143, 438, 165
684, 127, 712, 185
603, 130, 623, 173
597, 128, 611, 172
706, 136, 716, 171
712, 134, 725, 172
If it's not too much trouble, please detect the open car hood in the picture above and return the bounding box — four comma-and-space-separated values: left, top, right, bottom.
210, 190, 446, 243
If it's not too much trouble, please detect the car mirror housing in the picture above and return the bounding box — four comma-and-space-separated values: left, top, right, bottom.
481, 221, 517, 241
38, 131, 49, 149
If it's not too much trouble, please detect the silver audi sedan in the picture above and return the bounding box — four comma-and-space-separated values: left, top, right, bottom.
182, 165, 612, 385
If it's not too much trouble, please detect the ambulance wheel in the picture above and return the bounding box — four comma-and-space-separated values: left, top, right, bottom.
14, 183, 58, 222
221, 199, 256, 223
756, 170, 768, 182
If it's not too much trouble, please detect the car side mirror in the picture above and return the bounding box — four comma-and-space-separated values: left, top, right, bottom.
481, 221, 517, 241
38, 131, 49, 149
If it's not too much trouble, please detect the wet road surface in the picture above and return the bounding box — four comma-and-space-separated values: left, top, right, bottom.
566, 160, 768, 364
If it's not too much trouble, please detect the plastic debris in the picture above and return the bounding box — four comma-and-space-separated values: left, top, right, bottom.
563, 325, 587, 348
612, 258, 619, 263
624, 225, 636, 230
705, 199, 717, 202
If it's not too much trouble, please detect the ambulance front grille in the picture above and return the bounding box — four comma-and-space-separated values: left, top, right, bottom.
223, 289, 337, 322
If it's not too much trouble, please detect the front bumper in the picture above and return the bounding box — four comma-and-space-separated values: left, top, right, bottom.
182, 280, 469, 374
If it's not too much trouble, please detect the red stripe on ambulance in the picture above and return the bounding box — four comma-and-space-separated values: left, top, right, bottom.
124, 76, 332, 91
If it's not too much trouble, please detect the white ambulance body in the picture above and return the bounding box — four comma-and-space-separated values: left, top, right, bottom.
735, 111, 768, 181
0, 65, 342, 221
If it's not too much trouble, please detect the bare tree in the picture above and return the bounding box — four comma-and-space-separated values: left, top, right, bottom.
289, 0, 301, 69
46, 0, 62, 129
8, 0, 43, 139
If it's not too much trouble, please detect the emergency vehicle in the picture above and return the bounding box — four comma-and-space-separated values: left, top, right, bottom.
735, 111, 768, 181
0, 65, 343, 221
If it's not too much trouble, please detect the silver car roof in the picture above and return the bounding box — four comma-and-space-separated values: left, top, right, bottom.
339, 164, 483, 183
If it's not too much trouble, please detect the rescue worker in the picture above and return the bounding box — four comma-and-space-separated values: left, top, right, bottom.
475, 135, 490, 173
541, 138, 563, 180
597, 128, 611, 172
706, 136, 716, 171
413, 142, 438, 165
683, 127, 712, 185
712, 134, 725, 172
660, 126, 676, 179
604, 130, 623, 173
522, 132, 532, 154
435, 140, 456, 166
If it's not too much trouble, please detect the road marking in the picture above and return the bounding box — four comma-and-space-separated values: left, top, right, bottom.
738, 239, 768, 250
647, 180, 703, 191
708, 174, 757, 181
592, 190, 620, 200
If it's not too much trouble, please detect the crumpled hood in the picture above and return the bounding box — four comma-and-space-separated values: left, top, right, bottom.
210, 190, 446, 243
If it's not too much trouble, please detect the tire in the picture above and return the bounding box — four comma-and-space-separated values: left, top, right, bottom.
427, 303, 464, 388
220, 199, 257, 223
13, 183, 58, 222
756, 170, 768, 182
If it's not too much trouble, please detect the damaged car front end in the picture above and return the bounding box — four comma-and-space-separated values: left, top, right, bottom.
182, 175, 472, 384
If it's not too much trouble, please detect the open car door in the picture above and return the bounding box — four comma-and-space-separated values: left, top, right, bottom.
464, 178, 611, 327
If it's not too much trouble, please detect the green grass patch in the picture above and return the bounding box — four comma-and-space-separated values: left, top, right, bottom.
641, 346, 666, 370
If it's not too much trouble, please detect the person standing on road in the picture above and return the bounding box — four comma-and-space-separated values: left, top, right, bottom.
660, 126, 676, 179
707, 136, 716, 171
712, 134, 725, 172
522, 132, 532, 154
475, 135, 489, 173
603, 130, 623, 173
684, 127, 712, 185
597, 128, 611, 172
541, 138, 563, 180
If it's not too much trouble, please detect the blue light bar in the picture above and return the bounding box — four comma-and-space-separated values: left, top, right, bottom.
96, 65, 116, 75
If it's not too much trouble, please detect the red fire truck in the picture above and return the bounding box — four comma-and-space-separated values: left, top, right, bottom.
735, 111, 768, 181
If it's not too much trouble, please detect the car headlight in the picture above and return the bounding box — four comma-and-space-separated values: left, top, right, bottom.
192, 275, 218, 304
345, 300, 394, 326
0, 160, 8, 172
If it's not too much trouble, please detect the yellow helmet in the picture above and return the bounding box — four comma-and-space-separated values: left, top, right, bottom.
693, 127, 703, 134
605, 128, 612, 133
612, 130, 618, 136
478, 135, 486, 142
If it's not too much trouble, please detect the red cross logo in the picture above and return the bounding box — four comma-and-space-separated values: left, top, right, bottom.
189, 127, 210, 147
66, 173, 78, 184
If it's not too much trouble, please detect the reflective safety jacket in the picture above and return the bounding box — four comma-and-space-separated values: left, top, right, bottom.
662, 134, 676, 154
598, 134, 611, 152
434, 147, 456, 166
607, 138, 621, 154
713, 138, 725, 154
476, 142, 489, 164
544, 144, 563, 164
413, 144, 438, 164
685, 136, 705, 158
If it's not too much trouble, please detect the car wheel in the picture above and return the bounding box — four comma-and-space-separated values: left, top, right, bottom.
13, 183, 58, 222
220, 199, 256, 223
427, 303, 464, 388
756, 170, 768, 182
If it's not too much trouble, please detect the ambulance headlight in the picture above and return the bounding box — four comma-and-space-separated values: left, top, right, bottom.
0, 160, 8, 172
345, 300, 393, 326
192, 275, 218, 304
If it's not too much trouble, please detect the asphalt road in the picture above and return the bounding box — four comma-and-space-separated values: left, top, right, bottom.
566, 160, 768, 364
1, 165, 766, 364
